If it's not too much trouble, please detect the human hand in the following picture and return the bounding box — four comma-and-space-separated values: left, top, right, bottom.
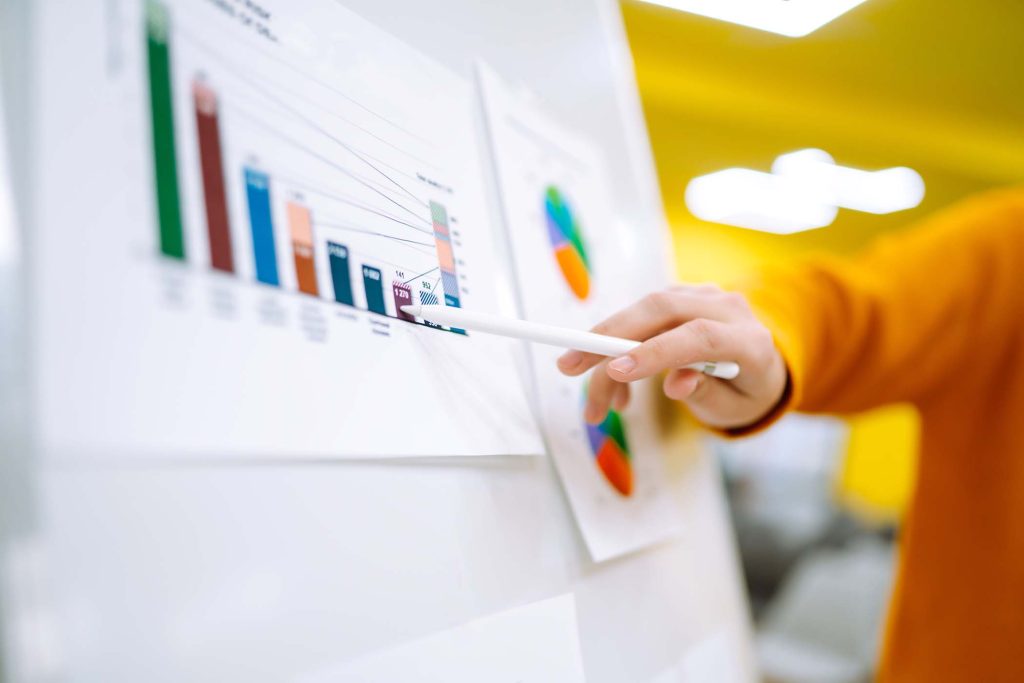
556, 285, 788, 431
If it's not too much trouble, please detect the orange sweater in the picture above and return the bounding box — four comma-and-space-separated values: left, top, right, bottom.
743, 188, 1024, 681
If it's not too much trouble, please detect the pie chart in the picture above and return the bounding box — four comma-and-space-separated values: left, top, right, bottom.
585, 404, 634, 497
544, 185, 591, 299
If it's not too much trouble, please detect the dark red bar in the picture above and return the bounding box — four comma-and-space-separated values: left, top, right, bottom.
193, 79, 234, 273
392, 281, 414, 322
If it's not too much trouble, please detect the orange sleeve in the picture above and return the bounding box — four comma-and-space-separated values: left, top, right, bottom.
738, 188, 1024, 419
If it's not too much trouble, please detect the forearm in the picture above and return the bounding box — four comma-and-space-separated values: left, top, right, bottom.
744, 188, 1024, 416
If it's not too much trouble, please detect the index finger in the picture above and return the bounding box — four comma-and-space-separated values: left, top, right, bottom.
605, 317, 746, 382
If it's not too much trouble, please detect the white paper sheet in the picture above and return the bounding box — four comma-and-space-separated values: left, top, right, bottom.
297, 594, 586, 683
478, 63, 682, 561
31, 0, 542, 458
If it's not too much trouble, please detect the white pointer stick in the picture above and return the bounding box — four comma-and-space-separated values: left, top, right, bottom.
401, 304, 741, 380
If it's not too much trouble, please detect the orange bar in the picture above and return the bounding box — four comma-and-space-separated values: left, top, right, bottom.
435, 238, 456, 273
287, 201, 318, 296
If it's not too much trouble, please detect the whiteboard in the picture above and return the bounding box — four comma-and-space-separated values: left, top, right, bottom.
0, 0, 757, 681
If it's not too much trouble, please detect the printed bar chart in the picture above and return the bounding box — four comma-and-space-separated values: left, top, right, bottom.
392, 281, 414, 322
145, 0, 185, 259
34, 0, 547, 462
362, 265, 386, 315
192, 79, 234, 272
244, 167, 279, 286
141, 0, 472, 337
328, 241, 355, 306
287, 201, 319, 296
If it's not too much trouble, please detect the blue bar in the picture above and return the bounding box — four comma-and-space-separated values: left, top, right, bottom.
244, 167, 279, 286
441, 271, 460, 308
362, 265, 386, 316
328, 241, 354, 306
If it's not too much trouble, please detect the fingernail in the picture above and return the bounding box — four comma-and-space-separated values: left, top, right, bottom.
558, 350, 583, 369
608, 355, 637, 374
584, 405, 605, 424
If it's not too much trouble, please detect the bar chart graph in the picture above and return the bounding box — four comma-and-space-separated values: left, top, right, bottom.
144, 0, 470, 333
35, 0, 543, 459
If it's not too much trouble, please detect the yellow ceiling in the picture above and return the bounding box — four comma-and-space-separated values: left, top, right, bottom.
620, 0, 1024, 279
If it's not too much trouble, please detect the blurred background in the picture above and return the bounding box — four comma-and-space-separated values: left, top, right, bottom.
620, 1, 1024, 680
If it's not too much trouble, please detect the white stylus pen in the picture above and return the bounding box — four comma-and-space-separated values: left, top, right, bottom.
401, 304, 741, 380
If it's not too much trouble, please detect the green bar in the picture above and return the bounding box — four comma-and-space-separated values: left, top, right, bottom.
146, 0, 185, 259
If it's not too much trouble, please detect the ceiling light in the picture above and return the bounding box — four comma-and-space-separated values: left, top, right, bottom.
685, 168, 838, 234
639, 0, 870, 38
773, 149, 926, 214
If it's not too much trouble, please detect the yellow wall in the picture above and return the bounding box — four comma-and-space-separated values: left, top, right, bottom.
619, 0, 1024, 521
840, 404, 919, 523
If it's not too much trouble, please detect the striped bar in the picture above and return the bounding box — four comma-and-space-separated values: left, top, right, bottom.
418, 290, 443, 329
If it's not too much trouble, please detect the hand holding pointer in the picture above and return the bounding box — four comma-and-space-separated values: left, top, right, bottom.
556, 285, 788, 430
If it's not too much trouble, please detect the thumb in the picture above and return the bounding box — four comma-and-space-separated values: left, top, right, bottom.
663, 368, 703, 401
663, 368, 750, 429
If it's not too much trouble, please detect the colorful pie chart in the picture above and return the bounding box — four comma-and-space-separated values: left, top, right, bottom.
584, 399, 634, 497
544, 185, 591, 299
